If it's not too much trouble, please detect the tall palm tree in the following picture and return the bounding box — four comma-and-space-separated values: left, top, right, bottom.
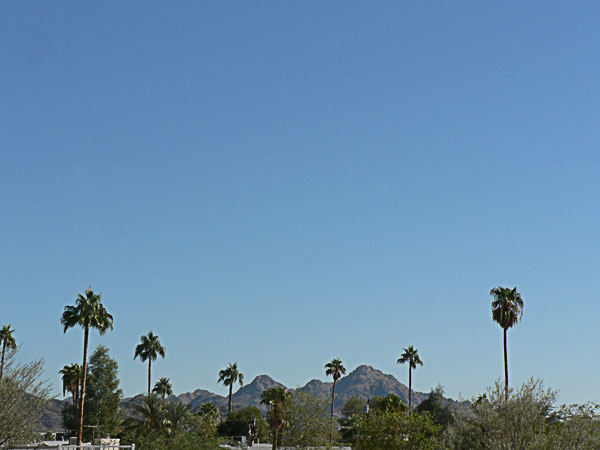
397, 345, 423, 411
0, 324, 17, 381
218, 362, 244, 414
325, 358, 346, 443
61, 287, 113, 445
153, 377, 173, 400
490, 286, 524, 401
261, 387, 292, 450
59, 363, 83, 407
134, 331, 166, 395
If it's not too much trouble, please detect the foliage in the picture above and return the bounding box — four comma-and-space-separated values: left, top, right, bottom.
153, 377, 173, 399
338, 396, 366, 443
62, 346, 123, 440
370, 394, 407, 413
416, 386, 454, 428
120, 395, 220, 449
354, 408, 442, 450
217, 405, 267, 440
282, 391, 334, 449
261, 387, 292, 449
545, 402, 600, 449
192, 403, 222, 438
59, 362, 82, 407
86, 345, 123, 437
0, 348, 51, 446
132, 430, 221, 450
444, 378, 556, 450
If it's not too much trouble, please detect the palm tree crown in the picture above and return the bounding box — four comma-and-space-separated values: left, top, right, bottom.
153, 377, 173, 399
61, 289, 114, 335
218, 362, 244, 414
490, 286, 524, 401
61, 287, 113, 445
134, 331, 166, 395
60, 363, 83, 406
397, 345, 423, 411
325, 358, 346, 443
0, 324, 17, 381
491, 286, 524, 330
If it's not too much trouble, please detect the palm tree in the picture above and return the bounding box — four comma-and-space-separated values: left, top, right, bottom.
59, 363, 83, 407
0, 324, 17, 381
196, 402, 221, 421
165, 402, 192, 436
325, 358, 346, 443
153, 377, 173, 400
134, 331, 166, 395
490, 286, 524, 401
397, 345, 423, 411
61, 287, 113, 445
218, 362, 244, 414
261, 387, 292, 450
131, 393, 167, 434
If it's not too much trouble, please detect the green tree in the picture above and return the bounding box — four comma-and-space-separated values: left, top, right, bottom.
355, 408, 441, 450
165, 402, 192, 437
415, 386, 454, 428
370, 394, 407, 413
339, 396, 366, 443
261, 387, 292, 450
131, 393, 168, 435
217, 405, 267, 441
194, 403, 221, 438
218, 362, 244, 414
397, 345, 423, 411
60, 363, 82, 407
86, 345, 123, 438
153, 377, 173, 400
282, 391, 333, 449
0, 347, 50, 446
0, 325, 17, 381
490, 286, 524, 401
134, 331, 166, 395
444, 378, 555, 450
61, 287, 114, 445
324, 357, 346, 443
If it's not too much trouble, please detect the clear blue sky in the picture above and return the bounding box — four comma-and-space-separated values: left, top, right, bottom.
1, 1, 599, 405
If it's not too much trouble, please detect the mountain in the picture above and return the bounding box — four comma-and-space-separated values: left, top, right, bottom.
39, 365, 446, 431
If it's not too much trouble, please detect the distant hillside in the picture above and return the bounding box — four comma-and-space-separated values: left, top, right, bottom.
40, 365, 451, 431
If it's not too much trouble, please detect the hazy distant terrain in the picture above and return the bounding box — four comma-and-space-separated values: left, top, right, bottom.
40, 365, 457, 431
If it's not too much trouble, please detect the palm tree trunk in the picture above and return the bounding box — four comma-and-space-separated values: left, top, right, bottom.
148, 358, 152, 395
0, 341, 6, 381
330, 380, 336, 443
78, 326, 89, 445
504, 327, 509, 401
228, 384, 233, 414
273, 428, 278, 450
408, 366, 412, 411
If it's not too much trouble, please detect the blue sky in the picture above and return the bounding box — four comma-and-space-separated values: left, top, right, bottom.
1, 1, 599, 405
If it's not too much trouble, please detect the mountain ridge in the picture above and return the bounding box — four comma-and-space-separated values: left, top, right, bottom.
41, 364, 450, 431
